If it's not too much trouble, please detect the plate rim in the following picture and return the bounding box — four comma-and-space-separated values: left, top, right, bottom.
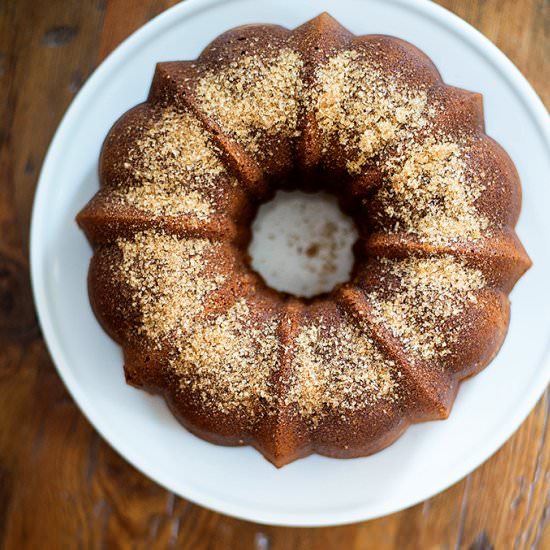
29, 0, 550, 527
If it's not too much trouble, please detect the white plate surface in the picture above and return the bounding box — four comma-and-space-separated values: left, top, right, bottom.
30, 0, 550, 526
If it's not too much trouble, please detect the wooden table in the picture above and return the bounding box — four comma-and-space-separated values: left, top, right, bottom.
1, 0, 548, 547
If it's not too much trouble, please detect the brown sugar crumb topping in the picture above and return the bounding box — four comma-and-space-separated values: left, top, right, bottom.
117, 230, 225, 340
117, 107, 235, 218
287, 317, 398, 423
367, 256, 486, 360
196, 49, 304, 154
172, 299, 279, 416
313, 50, 429, 174
376, 139, 489, 244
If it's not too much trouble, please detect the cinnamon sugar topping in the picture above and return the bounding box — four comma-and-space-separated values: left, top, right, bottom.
117, 231, 225, 340
172, 299, 279, 416
376, 139, 489, 244
368, 256, 486, 360
313, 50, 487, 244
117, 107, 234, 218
287, 316, 398, 423
196, 49, 304, 155
313, 50, 429, 174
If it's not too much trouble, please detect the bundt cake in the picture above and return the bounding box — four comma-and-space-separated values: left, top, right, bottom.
77, 13, 531, 467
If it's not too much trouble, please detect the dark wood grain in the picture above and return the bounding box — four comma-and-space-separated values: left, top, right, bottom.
0, 0, 548, 548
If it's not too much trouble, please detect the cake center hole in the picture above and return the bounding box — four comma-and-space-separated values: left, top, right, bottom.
249, 191, 358, 298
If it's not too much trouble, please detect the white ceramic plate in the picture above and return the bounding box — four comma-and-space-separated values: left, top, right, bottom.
30, 0, 550, 527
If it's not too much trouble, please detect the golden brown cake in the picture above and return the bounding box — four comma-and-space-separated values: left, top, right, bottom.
77, 13, 531, 467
